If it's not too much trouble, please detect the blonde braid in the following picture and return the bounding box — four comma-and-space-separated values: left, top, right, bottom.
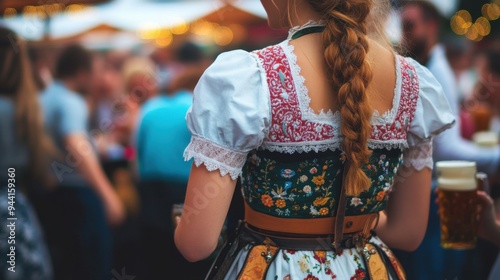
309, 0, 374, 196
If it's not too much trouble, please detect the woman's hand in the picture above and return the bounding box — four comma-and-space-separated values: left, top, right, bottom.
102, 190, 126, 227
477, 191, 500, 247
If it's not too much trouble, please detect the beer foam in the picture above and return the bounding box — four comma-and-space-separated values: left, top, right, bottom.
473, 131, 498, 147
437, 178, 477, 191
436, 161, 477, 191
436, 161, 476, 169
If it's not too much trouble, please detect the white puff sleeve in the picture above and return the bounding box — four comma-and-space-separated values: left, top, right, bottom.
184, 50, 270, 179
403, 58, 456, 170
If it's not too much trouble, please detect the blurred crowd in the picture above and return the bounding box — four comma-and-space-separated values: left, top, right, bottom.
0, 26, 217, 280
1, 1, 500, 280
395, 2, 500, 280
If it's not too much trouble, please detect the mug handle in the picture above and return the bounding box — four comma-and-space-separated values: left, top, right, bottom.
476, 172, 490, 194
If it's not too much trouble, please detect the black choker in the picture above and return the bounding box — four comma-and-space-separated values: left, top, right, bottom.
291, 26, 325, 40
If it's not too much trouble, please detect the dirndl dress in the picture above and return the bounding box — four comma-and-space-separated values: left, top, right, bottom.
184, 24, 455, 280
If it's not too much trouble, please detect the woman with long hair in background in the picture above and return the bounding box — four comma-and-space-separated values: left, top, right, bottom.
0, 27, 54, 280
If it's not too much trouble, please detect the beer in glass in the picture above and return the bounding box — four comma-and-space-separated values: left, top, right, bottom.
436, 161, 478, 249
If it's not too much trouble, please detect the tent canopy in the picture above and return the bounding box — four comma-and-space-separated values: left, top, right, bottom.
0, 0, 109, 13
0, 0, 267, 40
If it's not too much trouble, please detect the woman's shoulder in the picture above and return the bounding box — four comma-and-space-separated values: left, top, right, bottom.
212, 49, 258, 68
213, 40, 289, 66
397, 55, 456, 146
198, 48, 265, 91
397, 55, 438, 85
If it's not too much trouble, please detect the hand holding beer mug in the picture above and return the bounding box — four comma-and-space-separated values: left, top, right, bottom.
436, 161, 487, 249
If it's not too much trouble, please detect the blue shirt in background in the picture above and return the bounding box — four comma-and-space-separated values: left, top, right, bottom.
40, 81, 90, 187
136, 91, 193, 184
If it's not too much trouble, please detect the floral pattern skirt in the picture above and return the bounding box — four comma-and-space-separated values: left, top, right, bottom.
0, 189, 53, 280
222, 235, 401, 280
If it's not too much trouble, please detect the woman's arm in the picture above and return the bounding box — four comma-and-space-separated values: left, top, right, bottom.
375, 164, 432, 251
174, 164, 237, 262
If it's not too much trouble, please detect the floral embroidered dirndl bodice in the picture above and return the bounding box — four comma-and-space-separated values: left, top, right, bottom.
240, 43, 418, 218
184, 39, 454, 222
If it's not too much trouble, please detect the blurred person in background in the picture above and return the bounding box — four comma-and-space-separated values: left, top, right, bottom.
401, 0, 500, 175
163, 42, 210, 95
475, 49, 500, 133
445, 38, 477, 139
0, 26, 54, 280
34, 45, 125, 280
445, 38, 476, 102
27, 47, 51, 92
474, 49, 500, 221
136, 42, 212, 279
85, 51, 144, 277
88, 51, 131, 161
87, 54, 123, 141
113, 56, 158, 150
397, 1, 500, 279
151, 46, 175, 93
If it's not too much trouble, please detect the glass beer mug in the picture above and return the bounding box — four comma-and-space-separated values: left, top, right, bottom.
436, 161, 487, 249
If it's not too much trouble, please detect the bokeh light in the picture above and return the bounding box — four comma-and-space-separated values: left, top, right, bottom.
22, 5, 38, 17
451, 3, 499, 41
65, 4, 87, 13
3, 8, 17, 18
138, 23, 162, 40
158, 29, 172, 39
171, 19, 189, 35
45, 4, 65, 16
456, 10, 473, 26
465, 23, 482, 41
36, 6, 47, 19
155, 36, 173, 47
451, 10, 473, 35
482, 3, 500, 20
190, 20, 217, 36
229, 23, 247, 44
475, 17, 491, 36
213, 26, 233, 46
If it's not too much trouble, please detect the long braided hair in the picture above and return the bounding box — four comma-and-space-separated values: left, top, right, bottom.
308, 0, 374, 196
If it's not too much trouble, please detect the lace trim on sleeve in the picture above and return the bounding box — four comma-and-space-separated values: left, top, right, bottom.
183, 135, 248, 180
403, 140, 433, 171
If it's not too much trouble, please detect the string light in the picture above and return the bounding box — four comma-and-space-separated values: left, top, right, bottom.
171, 18, 189, 35
138, 23, 162, 40
137, 17, 242, 48
155, 36, 173, 47
4, 4, 242, 48
4, 3, 66, 18
22, 5, 38, 17
213, 25, 233, 46
451, 1, 499, 41
475, 17, 491, 36
451, 10, 472, 35
228, 23, 246, 44
191, 20, 217, 36
3, 8, 17, 18
65, 4, 87, 13
482, 3, 500, 20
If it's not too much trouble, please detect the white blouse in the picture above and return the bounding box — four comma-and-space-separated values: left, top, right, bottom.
184, 44, 455, 180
